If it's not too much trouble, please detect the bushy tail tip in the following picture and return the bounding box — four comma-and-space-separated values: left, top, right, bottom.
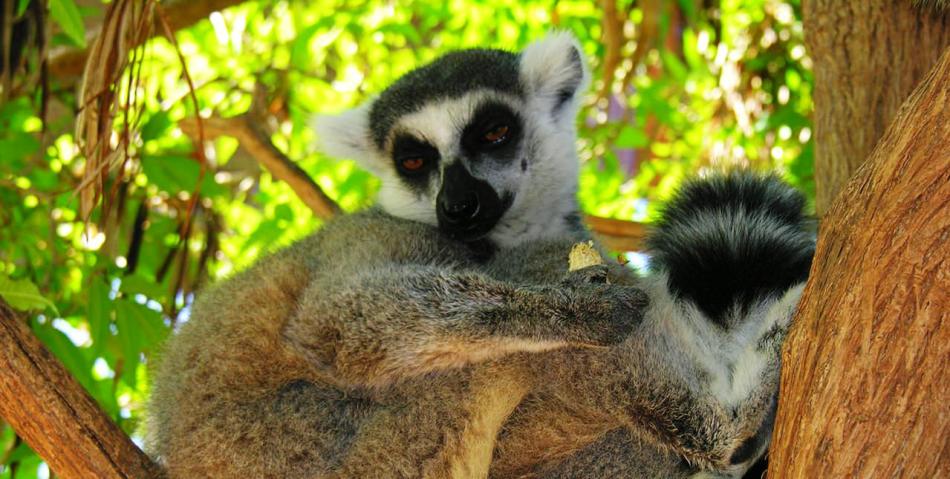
646, 172, 815, 325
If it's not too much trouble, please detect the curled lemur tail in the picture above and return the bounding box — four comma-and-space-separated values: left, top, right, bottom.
646, 171, 815, 327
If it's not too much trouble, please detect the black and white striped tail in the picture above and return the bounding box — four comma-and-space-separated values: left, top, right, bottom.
646, 172, 815, 327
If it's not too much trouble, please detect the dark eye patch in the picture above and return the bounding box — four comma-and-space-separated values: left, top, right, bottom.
391, 134, 440, 189
461, 102, 523, 157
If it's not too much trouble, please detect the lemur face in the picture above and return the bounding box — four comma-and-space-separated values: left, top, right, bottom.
315, 32, 589, 247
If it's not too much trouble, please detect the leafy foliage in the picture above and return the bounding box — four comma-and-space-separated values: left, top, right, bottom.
0, 0, 813, 476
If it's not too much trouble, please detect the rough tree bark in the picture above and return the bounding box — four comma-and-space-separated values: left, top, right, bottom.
0, 301, 163, 479
804, 0, 950, 215
768, 48, 949, 477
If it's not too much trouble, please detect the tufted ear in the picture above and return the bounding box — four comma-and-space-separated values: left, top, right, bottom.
519, 31, 590, 117
311, 100, 385, 175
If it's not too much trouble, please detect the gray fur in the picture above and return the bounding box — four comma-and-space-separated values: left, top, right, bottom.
148, 32, 807, 478
147, 209, 647, 478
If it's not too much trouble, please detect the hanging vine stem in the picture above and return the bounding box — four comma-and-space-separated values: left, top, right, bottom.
155, 2, 207, 244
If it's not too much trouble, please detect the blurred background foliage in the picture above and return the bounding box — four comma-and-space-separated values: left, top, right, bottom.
0, 0, 813, 476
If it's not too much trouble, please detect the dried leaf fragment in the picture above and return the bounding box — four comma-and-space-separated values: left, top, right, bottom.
568, 241, 603, 271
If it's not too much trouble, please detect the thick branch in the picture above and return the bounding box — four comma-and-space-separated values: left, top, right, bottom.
583, 214, 646, 252
179, 115, 341, 220
179, 115, 647, 250
769, 48, 950, 477
49, 0, 246, 82
0, 300, 163, 479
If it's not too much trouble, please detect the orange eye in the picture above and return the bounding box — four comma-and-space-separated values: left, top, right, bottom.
483, 125, 509, 144
401, 158, 425, 171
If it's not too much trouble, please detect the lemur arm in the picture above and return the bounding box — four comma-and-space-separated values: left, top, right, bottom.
282, 264, 647, 389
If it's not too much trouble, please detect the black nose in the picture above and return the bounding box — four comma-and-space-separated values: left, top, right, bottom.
436, 162, 510, 241
439, 192, 480, 223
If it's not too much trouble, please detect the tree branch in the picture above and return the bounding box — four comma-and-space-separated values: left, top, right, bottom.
583, 214, 646, 252
49, 0, 247, 83
768, 48, 950, 477
0, 300, 164, 479
178, 114, 646, 250
178, 114, 341, 220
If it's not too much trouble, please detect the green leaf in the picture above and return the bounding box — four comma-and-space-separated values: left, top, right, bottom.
291, 24, 323, 70
86, 278, 111, 351
7, 440, 36, 462
120, 274, 167, 302
49, 0, 86, 48
661, 51, 687, 81
0, 275, 58, 315
32, 320, 95, 392
140, 155, 201, 193
0, 132, 40, 163
615, 126, 648, 149
115, 299, 168, 386
16, 0, 30, 17
141, 111, 172, 142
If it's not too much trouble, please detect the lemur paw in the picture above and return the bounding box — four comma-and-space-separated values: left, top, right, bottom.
561, 264, 610, 286
565, 281, 649, 346
725, 394, 778, 474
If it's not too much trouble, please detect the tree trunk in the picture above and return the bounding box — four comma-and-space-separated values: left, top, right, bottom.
0, 301, 163, 479
768, 48, 949, 477
804, 0, 949, 215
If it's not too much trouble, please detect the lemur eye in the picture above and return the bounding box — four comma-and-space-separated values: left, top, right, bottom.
400, 158, 426, 171
482, 124, 510, 144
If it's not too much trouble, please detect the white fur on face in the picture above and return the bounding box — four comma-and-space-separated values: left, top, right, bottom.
377, 178, 438, 226
379, 87, 585, 246
393, 90, 521, 166
488, 31, 589, 247
314, 31, 593, 247
378, 90, 525, 227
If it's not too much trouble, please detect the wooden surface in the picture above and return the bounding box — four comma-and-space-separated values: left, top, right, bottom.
0, 301, 164, 479
768, 48, 950, 478
804, 0, 950, 215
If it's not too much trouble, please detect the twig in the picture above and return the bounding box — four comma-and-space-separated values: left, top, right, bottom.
155, 2, 206, 240
583, 214, 647, 252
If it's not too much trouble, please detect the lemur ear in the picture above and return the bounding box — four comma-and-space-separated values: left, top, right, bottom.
519, 31, 589, 116
311, 100, 383, 174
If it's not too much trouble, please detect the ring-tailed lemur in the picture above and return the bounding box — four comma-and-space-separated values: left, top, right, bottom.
146, 32, 813, 478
